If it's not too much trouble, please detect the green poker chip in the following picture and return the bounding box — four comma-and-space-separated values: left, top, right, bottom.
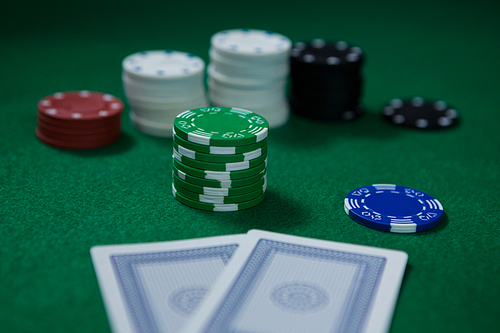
172, 184, 266, 211
173, 158, 267, 180
173, 148, 267, 171
173, 139, 267, 163
174, 107, 269, 146
174, 181, 266, 204
173, 132, 267, 155
173, 164, 266, 188
173, 173, 267, 196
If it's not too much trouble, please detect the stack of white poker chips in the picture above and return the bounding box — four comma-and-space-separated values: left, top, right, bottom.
207, 29, 292, 128
122, 50, 208, 137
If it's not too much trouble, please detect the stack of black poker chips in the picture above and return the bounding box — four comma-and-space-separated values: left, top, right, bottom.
289, 39, 365, 121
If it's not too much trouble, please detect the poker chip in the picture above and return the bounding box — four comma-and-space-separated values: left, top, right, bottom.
173, 173, 266, 196
289, 39, 365, 121
172, 185, 266, 212
35, 91, 124, 150
207, 29, 292, 128
173, 148, 267, 171
291, 104, 365, 121
35, 129, 120, 150
122, 50, 205, 82
173, 130, 267, 155
37, 117, 118, 135
129, 110, 175, 137
36, 125, 120, 142
172, 106, 268, 211
174, 180, 266, 204
209, 48, 289, 78
211, 29, 291, 61
207, 64, 285, 89
122, 50, 208, 137
344, 184, 444, 233
382, 97, 460, 129
173, 165, 266, 188
36, 110, 121, 129
174, 107, 268, 147
173, 140, 267, 163
173, 155, 267, 180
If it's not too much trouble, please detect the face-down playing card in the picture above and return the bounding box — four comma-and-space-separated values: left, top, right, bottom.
90, 234, 246, 333
182, 230, 408, 333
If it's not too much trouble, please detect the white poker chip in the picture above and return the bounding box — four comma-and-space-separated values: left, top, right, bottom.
207, 64, 285, 88
207, 29, 292, 129
123, 79, 204, 99
129, 110, 174, 137
211, 29, 292, 60
122, 72, 204, 91
122, 50, 205, 82
127, 93, 208, 112
122, 50, 209, 137
209, 91, 283, 108
209, 47, 288, 67
209, 48, 289, 79
208, 78, 283, 98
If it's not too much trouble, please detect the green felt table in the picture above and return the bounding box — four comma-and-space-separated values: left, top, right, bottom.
2, 0, 500, 332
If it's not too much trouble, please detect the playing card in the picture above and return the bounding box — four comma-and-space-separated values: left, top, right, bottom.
182, 230, 408, 333
90, 234, 246, 333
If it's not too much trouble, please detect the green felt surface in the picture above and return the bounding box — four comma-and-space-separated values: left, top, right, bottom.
1, 0, 500, 332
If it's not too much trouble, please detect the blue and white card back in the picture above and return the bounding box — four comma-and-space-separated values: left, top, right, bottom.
90, 235, 246, 333
182, 230, 408, 333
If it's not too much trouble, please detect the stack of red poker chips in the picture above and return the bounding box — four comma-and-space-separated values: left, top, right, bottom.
36, 91, 124, 149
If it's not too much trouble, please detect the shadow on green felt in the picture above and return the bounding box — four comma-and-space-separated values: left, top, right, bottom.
270, 110, 401, 149
227, 189, 309, 232
397, 261, 413, 300
163, 188, 308, 237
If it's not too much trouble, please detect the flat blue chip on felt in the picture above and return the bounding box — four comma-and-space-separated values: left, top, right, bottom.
344, 184, 443, 233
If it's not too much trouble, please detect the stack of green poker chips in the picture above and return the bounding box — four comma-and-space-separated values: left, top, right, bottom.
172, 106, 269, 212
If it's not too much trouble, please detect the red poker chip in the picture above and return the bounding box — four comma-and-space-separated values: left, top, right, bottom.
36, 128, 120, 150
38, 91, 124, 121
37, 117, 119, 135
35, 90, 124, 149
36, 124, 121, 142
37, 110, 121, 128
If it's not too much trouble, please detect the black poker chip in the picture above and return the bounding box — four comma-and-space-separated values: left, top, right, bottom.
381, 97, 460, 129
290, 76, 364, 89
289, 39, 365, 121
291, 102, 364, 121
290, 86, 362, 102
290, 39, 365, 67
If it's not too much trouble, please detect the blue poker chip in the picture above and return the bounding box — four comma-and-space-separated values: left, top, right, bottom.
344, 184, 443, 233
